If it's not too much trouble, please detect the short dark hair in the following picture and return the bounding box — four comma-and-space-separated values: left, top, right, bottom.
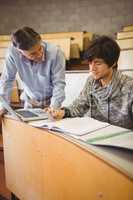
84, 36, 120, 68
11, 27, 41, 50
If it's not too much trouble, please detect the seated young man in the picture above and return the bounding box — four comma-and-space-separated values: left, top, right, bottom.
47, 35, 133, 129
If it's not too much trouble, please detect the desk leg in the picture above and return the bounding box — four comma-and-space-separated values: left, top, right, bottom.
11, 193, 19, 200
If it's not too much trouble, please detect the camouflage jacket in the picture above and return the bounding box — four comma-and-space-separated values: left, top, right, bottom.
65, 70, 133, 129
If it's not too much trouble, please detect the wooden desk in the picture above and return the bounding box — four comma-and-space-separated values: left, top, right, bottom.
2, 118, 133, 200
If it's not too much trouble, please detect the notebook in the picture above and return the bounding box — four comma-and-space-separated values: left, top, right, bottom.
0, 96, 48, 122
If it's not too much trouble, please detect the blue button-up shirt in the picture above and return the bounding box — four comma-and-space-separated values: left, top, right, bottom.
0, 42, 66, 108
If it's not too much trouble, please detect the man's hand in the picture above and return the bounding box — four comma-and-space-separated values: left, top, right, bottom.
44, 107, 65, 120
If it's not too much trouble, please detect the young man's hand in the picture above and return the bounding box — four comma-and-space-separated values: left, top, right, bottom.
44, 107, 65, 120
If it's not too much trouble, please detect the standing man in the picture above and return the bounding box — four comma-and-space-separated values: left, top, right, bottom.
47, 36, 133, 129
0, 26, 66, 113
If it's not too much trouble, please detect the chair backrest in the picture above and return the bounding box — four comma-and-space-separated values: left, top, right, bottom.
44, 37, 71, 60
10, 80, 20, 103
116, 38, 133, 50
123, 25, 133, 32
117, 31, 133, 39
41, 32, 84, 51
70, 43, 80, 59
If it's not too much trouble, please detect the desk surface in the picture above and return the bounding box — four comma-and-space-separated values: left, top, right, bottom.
57, 131, 133, 179
2, 118, 133, 200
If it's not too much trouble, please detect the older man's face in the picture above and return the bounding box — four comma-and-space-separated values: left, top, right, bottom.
18, 43, 44, 62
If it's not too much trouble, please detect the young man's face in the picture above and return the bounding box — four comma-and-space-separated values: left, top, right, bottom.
89, 58, 113, 81
18, 43, 44, 62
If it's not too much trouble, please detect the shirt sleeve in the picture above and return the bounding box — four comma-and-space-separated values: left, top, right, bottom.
64, 78, 91, 117
0, 48, 17, 104
50, 48, 66, 108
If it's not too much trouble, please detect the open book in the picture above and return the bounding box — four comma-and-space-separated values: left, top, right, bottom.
29, 117, 109, 136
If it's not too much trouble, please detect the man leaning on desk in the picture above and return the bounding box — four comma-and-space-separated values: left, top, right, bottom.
0, 26, 66, 116
47, 35, 133, 130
